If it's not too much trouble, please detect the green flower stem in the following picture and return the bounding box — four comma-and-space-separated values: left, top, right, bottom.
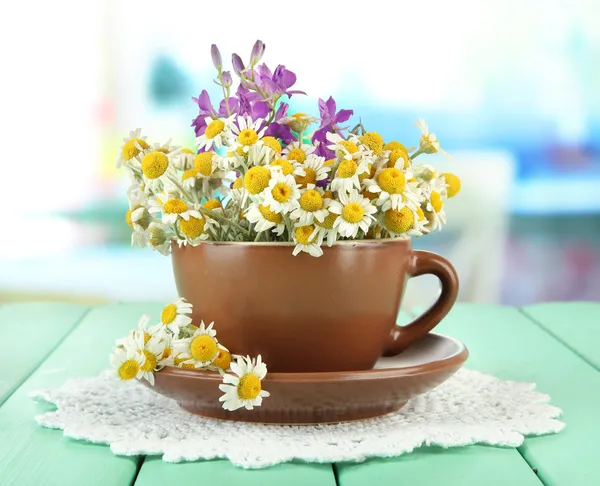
198, 206, 249, 236
410, 149, 423, 160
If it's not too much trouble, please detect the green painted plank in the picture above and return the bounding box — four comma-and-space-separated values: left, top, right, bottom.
336, 447, 541, 486
435, 304, 599, 486
339, 303, 600, 486
521, 302, 600, 370
135, 457, 336, 486
0, 302, 163, 486
0, 302, 89, 405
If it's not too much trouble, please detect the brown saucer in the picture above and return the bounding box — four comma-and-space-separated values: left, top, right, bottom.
150, 333, 468, 424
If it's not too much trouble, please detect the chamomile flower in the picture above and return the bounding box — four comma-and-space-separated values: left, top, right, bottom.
215, 150, 245, 171
157, 331, 175, 368
139, 149, 173, 190
365, 167, 408, 210
249, 140, 280, 166
282, 141, 315, 164
311, 210, 339, 247
292, 224, 323, 257
149, 192, 201, 224
211, 348, 234, 371
196, 115, 235, 150
270, 158, 295, 176
423, 186, 447, 231
440, 172, 461, 198
115, 314, 156, 347
172, 148, 196, 171
326, 132, 368, 161
245, 201, 286, 235
219, 355, 270, 411
414, 119, 448, 157
330, 157, 371, 193
178, 213, 218, 246
173, 321, 226, 369
382, 206, 427, 237
290, 184, 329, 225
279, 112, 319, 134
126, 188, 151, 231
230, 116, 267, 154
129, 329, 167, 385
329, 190, 377, 238
110, 343, 145, 381
358, 131, 384, 156
294, 154, 331, 188
157, 298, 192, 335
149, 139, 178, 155
263, 172, 301, 213
146, 222, 174, 255
116, 128, 149, 168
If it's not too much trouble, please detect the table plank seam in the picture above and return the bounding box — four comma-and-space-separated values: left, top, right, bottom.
0, 306, 93, 410
130, 456, 146, 486
518, 307, 600, 373
515, 448, 547, 486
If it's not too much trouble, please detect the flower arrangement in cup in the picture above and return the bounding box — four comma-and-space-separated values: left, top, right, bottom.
118, 40, 460, 257
111, 298, 270, 411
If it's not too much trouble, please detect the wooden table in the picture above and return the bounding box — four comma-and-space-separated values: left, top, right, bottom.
1, 302, 599, 485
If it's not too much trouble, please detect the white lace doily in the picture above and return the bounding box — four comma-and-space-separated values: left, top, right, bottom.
31, 369, 564, 469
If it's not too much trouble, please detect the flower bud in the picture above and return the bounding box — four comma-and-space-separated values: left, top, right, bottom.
211, 44, 222, 71
222, 71, 233, 87
232, 53, 245, 75
250, 40, 265, 66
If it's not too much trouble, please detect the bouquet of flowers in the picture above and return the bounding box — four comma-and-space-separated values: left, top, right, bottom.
118, 40, 461, 257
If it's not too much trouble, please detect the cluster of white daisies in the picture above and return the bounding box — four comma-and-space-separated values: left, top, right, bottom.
110, 298, 269, 411
118, 118, 460, 257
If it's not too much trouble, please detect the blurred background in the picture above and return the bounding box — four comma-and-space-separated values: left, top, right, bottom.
1, 0, 599, 307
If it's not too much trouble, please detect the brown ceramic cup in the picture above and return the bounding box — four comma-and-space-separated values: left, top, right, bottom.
171, 238, 459, 373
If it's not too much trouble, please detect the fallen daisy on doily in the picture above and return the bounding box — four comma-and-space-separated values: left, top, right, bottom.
30, 368, 564, 469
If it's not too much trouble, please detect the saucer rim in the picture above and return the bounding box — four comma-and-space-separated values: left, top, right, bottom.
160, 333, 469, 384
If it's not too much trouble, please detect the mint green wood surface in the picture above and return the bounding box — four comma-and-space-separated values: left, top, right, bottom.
0, 302, 162, 486
521, 302, 600, 370
0, 302, 88, 406
135, 457, 336, 486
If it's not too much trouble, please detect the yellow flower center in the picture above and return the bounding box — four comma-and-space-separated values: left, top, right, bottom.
203, 199, 222, 210
144, 333, 151, 344
315, 211, 338, 229
118, 359, 140, 380
342, 202, 365, 223
271, 158, 294, 176
336, 159, 358, 178
238, 373, 261, 400
205, 119, 225, 138
180, 216, 206, 239
244, 166, 271, 194
161, 304, 177, 324
377, 168, 406, 194
384, 141, 407, 154
324, 159, 335, 166
190, 335, 218, 362
259, 204, 283, 223
156, 147, 170, 154
387, 149, 410, 169
164, 199, 187, 214
295, 168, 317, 188
212, 349, 232, 370
194, 152, 214, 176
162, 347, 172, 360
141, 151, 169, 179
359, 132, 384, 155
141, 349, 157, 372
416, 206, 426, 221
384, 206, 414, 234
338, 140, 358, 155
295, 225, 317, 244
430, 191, 443, 212
299, 190, 323, 212
233, 176, 244, 189
182, 169, 199, 182
442, 173, 461, 198
287, 148, 306, 163
125, 209, 134, 229
271, 183, 292, 203
122, 138, 149, 162
262, 136, 282, 153
238, 128, 259, 146
291, 112, 307, 119
180, 147, 195, 155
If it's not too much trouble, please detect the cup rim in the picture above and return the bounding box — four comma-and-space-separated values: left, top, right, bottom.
174, 237, 412, 248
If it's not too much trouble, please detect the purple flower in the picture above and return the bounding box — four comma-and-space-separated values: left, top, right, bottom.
311, 97, 353, 157
250, 40, 265, 67
264, 102, 295, 144
232, 53, 245, 75
211, 44, 222, 71
252, 63, 306, 100
191, 90, 239, 136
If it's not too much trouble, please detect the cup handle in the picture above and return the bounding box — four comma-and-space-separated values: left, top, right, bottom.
383, 250, 459, 356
